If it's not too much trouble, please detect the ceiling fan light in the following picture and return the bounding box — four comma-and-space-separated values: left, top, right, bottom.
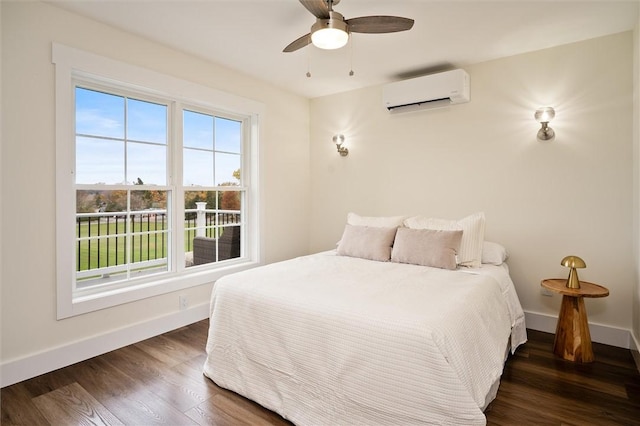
312, 27, 349, 49
311, 12, 349, 50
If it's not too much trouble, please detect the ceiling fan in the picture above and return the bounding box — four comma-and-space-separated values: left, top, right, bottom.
283, 0, 414, 52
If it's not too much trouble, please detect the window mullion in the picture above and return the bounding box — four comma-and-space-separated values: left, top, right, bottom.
124, 97, 128, 185
212, 115, 217, 187
173, 101, 185, 272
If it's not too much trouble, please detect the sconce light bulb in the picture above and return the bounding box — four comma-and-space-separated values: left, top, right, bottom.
535, 107, 555, 123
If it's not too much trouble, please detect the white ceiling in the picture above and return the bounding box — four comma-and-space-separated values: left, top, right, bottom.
49, 0, 639, 99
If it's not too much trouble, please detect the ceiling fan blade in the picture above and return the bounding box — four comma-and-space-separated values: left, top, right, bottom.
346, 16, 414, 34
299, 0, 331, 19
283, 33, 312, 52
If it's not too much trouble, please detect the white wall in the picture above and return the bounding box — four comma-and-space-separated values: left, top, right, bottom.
0, 0, 4, 374
634, 16, 640, 352
0, 1, 310, 379
309, 32, 635, 334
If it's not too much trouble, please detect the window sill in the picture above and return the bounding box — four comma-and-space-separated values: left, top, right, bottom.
58, 260, 261, 319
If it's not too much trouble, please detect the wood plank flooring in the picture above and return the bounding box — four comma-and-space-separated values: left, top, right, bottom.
2, 321, 639, 425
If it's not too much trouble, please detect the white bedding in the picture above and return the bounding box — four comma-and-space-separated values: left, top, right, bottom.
204, 251, 526, 425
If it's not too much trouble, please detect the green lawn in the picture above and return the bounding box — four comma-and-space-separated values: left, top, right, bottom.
76, 219, 199, 271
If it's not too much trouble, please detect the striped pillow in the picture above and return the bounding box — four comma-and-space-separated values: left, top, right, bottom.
403, 212, 485, 268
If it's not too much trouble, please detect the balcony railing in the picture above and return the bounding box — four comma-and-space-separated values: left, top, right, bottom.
76, 207, 240, 281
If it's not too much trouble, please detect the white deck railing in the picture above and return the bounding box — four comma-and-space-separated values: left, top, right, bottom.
76, 206, 240, 279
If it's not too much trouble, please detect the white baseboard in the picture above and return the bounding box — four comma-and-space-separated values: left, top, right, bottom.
524, 310, 632, 349
630, 333, 640, 373
0, 303, 209, 388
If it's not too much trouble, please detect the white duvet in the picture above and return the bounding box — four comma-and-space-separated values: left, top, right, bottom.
204, 251, 526, 425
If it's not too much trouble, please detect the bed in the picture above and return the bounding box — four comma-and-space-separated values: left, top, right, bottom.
203, 213, 526, 425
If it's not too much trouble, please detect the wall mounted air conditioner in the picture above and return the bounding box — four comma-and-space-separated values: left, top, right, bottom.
382, 69, 470, 112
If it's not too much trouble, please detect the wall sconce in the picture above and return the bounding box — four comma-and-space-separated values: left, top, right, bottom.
332, 134, 349, 156
535, 107, 555, 141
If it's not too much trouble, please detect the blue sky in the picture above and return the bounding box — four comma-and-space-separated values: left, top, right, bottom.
75, 87, 241, 186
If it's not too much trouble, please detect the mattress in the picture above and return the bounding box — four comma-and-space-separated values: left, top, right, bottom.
203, 251, 526, 425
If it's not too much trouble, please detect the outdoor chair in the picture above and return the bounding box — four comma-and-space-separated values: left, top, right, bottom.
193, 226, 241, 265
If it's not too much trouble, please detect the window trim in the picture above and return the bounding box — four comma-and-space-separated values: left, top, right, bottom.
53, 43, 264, 319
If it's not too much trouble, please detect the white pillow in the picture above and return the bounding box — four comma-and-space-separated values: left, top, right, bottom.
347, 212, 406, 228
391, 228, 462, 270
403, 212, 485, 268
482, 241, 508, 265
336, 224, 397, 262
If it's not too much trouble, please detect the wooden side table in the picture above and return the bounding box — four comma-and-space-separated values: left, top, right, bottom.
541, 279, 609, 363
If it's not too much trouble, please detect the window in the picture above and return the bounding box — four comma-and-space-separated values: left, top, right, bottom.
75, 87, 171, 288
182, 109, 243, 267
54, 44, 263, 318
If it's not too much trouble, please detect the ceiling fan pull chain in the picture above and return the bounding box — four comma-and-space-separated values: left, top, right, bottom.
306, 44, 312, 78
349, 35, 354, 76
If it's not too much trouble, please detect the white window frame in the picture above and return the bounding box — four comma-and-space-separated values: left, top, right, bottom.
53, 43, 263, 319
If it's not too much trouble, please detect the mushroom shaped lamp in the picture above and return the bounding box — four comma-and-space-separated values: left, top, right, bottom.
561, 255, 586, 289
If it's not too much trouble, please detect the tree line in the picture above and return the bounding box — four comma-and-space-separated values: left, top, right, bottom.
77, 170, 241, 213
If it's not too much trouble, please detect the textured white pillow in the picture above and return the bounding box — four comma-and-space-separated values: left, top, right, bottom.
347, 212, 406, 228
481, 241, 508, 265
403, 212, 486, 268
391, 228, 462, 270
336, 224, 397, 262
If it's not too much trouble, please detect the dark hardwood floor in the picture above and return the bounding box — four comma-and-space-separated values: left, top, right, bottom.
2, 321, 639, 425
485, 330, 640, 425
